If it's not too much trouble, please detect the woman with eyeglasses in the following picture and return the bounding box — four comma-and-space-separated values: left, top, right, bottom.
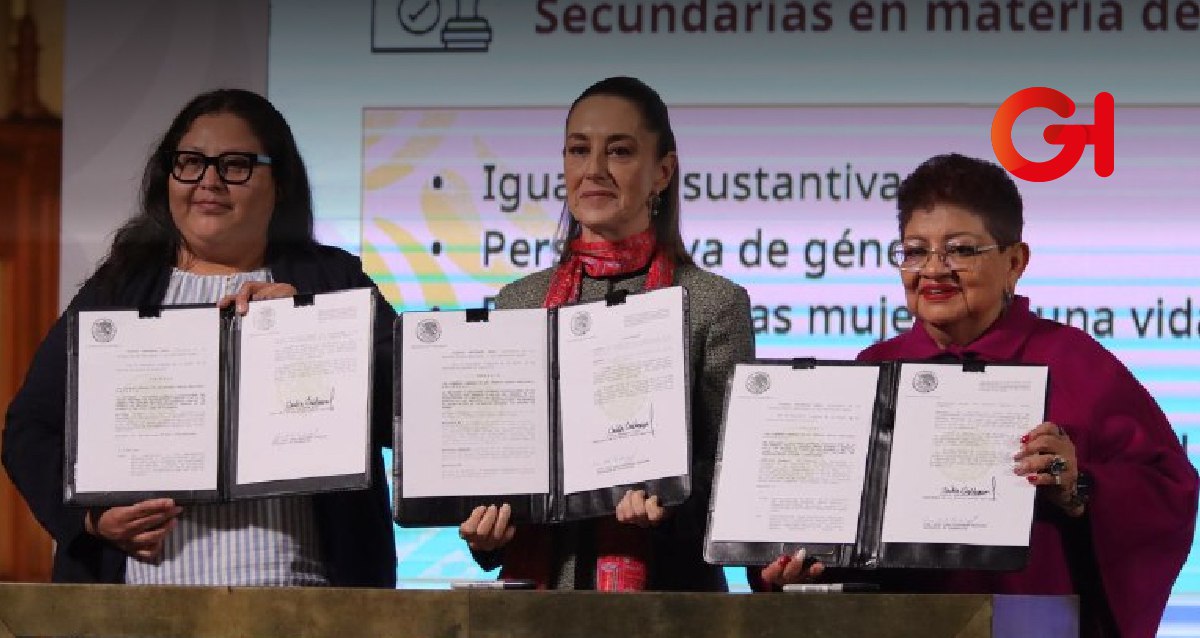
3, 89, 397, 587
753, 153, 1196, 638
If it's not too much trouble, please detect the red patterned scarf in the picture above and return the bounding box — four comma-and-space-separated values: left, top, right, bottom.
542, 228, 675, 308
500, 227, 673, 589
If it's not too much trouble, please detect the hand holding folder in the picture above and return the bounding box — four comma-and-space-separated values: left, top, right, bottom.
705, 359, 1049, 572
395, 286, 694, 526
65, 287, 377, 506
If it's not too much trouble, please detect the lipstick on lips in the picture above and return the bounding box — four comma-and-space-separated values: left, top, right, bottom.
919, 284, 960, 302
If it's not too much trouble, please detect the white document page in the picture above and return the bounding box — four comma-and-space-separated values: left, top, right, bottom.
74, 307, 221, 494
557, 286, 689, 495
708, 363, 880, 544
400, 308, 551, 498
880, 363, 1047, 546
234, 288, 374, 485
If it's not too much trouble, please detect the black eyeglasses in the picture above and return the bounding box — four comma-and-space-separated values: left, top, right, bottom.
169, 151, 272, 185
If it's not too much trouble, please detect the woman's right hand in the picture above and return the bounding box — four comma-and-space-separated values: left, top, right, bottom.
759, 548, 825, 588
86, 498, 183, 562
459, 504, 515, 552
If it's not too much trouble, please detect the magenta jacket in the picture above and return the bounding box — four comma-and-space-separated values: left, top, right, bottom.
856, 296, 1197, 638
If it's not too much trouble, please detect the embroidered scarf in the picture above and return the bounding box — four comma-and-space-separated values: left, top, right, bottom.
542, 228, 675, 308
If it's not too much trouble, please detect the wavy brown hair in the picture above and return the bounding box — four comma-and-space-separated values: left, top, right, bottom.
93, 88, 317, 297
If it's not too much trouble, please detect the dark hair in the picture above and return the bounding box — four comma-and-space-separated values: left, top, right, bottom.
93, 88, 317, 296
557, 76, 692, 266
896, 153, 1024, 246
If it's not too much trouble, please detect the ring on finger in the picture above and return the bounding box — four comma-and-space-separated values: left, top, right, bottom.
1047, 455, 1067, 477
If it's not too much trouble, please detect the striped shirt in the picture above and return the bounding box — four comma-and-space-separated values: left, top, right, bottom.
124, 268, 327, 586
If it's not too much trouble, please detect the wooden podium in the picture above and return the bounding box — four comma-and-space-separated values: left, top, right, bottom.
0, 584, 1077, 638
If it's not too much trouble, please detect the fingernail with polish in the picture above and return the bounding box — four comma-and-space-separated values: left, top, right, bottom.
1026, 475, 1038, 484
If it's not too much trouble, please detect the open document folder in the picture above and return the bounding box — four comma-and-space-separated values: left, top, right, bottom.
65, 288, 375, 505
394, 286, 693, 526
705, 359, 1048, 571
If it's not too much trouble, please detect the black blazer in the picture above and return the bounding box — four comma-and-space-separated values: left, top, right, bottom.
3, 244, 398, 586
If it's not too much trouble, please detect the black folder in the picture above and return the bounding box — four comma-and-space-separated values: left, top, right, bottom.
393, 286, 693, 526
704, 359, 1049, 571
64, 288, 376, 506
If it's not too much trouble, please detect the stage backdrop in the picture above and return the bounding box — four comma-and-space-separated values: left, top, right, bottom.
270, 1, 1198, 631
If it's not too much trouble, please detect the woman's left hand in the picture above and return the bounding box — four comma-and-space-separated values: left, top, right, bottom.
218, 281, 299, 315
758, 548, 826, 589
1014, 421, 1083, 515
615, 489, 669, 528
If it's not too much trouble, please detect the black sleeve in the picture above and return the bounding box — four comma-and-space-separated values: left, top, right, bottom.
2, 281, 101, 551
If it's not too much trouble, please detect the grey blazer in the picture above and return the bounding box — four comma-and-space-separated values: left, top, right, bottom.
492, 262, 755, 591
